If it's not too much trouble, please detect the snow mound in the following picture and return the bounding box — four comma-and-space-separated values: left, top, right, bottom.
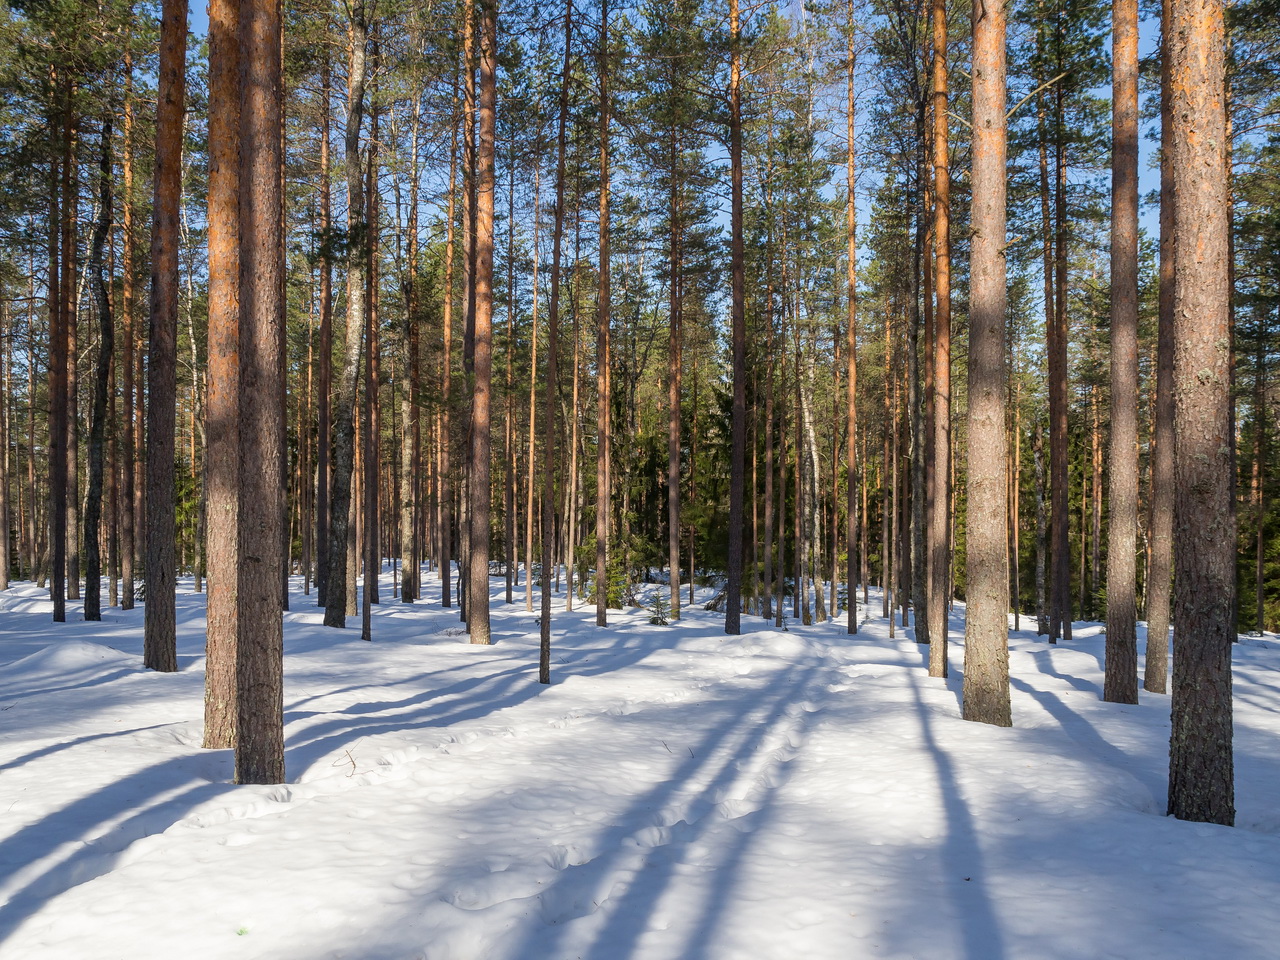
4, 639, 134, 679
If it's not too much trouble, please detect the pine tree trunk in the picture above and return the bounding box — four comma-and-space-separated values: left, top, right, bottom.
468, 0, 497, 644
963, 0, 1011, 727
235, 0, 286, 784
1144, 0, 1174, 693
204, 0, 240, 749
928, 0, 951, 670
596, 0, 612, 627
48, 128, 66, 623
144, 0, 186, 671
84, 120, 114, 622
1166, 0, 1234, 824
540, 0, 572, 683
316, 48, 333, 608
725, 0, 745, 635
1104, 0, 1140, 703
323, 4, 368, 629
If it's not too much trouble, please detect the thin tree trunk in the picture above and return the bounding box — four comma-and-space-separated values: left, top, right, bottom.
595, 0, 611, 626
316, 47, 333, 607
525, 169, 540, 614
928, 0, 951, 671
725, 0, 746, 635
1144, 0, 1174, 693
84, 119, 114, 621
541, 0, 572, 683
468, 0, 497, 644
323, 4, 368, 628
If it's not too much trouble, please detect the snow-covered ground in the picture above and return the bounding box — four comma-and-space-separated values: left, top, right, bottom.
2, 570, 1279, 960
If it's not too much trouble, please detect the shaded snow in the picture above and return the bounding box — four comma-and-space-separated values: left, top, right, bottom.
1, 571, 1278, 959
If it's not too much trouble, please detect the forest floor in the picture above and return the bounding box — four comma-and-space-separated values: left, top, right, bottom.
1, 570, 1279, 960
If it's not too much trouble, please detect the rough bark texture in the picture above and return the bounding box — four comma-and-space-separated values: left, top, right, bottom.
84, 121, 114, 623
928, 0, 951, 674
1145, 0, 1174, 695
324, 5, 368, 629
468, 0, 497, 645
1166, 0, 1234, 825
316, 50, 333, 608
845, 0, 858, 636
144, 0, 187, 673
48, 150, 65, 623
963, 0, 1011, 727
596, 0, 611, 628
540, 0, 572, 684
121, 60, 136, 611
725, 0, 745, 636
1104, 0, 1140, 704
204, 0, 241, 750
235, 0, 286, 785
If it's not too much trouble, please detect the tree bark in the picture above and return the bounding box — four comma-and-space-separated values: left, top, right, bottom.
1144, 0, 1174, 694
725, 0, 746, 635
84, 120, 114, 622
963, 0, 1011, 727
596, 0, 611, 627
316, 47, 333, 607
1104, 0, 1140, 704
541, 0, 572, 684
323, 3, 368, 629
235, 0, 286, 784
144, 0, 187, 671
468, 0, 497, 645
1166, 0, 1234, 825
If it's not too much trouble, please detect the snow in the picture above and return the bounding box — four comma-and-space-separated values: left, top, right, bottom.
2, 572, 1279, 959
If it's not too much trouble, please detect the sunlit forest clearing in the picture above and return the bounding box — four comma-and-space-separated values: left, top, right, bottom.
0, 0, 1276, 955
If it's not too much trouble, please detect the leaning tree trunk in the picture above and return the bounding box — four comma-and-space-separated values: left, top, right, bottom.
1166, 0, 1234, 826
963, 0, 1011, 727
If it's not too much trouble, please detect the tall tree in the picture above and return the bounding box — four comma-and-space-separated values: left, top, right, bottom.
596, 0, 612, 628
540, 0, 572, 684
1104, 0, 1139, 704
235, 0, 286, 784
84, 119, 114, 622
204, 0, 240, 750
963, 0, 1010, 727
324, 0, 369, 629
1144, 0, 1174, 695
927, 0, 951, 675
1166, 0, 1234, 825
144, 0, 187, 672
724, 0, 746, 635
469, 0, 497, 645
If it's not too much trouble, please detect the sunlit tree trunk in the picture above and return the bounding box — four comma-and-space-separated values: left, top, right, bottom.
1166, 0, 1234, 825
963, 0, 1011, 727
1105, 0, 1140, 704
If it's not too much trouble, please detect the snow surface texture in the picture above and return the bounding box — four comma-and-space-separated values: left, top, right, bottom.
2, 571, 1279, 960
